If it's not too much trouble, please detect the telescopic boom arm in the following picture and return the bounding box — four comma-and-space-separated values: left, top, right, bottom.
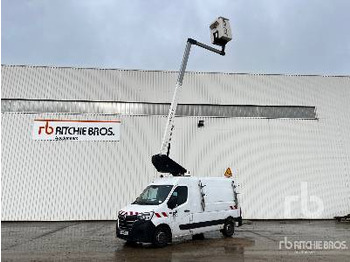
152, 17, 232, 176
159, 38, 226, 156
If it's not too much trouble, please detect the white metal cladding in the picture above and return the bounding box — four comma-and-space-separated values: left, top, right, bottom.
1, 65, 350, 220
2, 65, 349, 106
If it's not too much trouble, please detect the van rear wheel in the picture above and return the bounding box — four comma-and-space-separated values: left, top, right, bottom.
222, 218, 235, 237
153, 226, 171, 248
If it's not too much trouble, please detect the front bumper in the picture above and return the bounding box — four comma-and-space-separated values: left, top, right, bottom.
116, 219, 156, 243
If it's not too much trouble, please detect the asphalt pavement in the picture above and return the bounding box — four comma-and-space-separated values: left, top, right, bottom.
2, 220, 349, 261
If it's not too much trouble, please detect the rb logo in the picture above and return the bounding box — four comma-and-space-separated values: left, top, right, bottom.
38, 121, 54, 135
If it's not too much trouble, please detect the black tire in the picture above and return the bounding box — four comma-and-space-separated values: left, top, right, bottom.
222, 218, 235, 237
153, 226, 171, 248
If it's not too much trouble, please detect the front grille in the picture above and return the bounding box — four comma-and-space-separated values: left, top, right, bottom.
118, 215, 138, 230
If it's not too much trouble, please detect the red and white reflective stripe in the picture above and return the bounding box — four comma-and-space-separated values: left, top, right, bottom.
155, 212, 168, 218
121, 211, 168, 217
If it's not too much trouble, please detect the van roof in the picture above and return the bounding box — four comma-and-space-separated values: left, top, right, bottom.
151, 176, 196, 185
151, 176, 233, 185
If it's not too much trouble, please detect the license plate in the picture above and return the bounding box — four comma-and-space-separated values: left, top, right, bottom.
120, 230, 129, 236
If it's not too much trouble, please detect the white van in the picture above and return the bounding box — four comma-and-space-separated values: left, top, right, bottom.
116, 176, 242, 247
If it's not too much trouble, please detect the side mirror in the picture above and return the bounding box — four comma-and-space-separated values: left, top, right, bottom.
167, 196, 178, 209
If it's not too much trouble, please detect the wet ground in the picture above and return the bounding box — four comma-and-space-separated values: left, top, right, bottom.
1, 220, 349, 261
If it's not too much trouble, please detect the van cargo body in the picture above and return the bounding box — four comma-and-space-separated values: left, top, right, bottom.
116, 176, 241, 247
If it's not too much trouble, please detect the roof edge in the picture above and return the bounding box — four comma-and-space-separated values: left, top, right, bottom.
1, 64, 349, 78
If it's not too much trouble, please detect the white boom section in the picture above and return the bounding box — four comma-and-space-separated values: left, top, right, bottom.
160, 41, 192, 155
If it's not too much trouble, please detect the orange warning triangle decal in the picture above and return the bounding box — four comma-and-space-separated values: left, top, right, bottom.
224, 167, 233, 178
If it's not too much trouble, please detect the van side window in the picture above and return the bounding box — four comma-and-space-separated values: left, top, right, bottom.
173, 186, 188, 206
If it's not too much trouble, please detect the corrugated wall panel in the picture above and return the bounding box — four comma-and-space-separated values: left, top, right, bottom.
1, 65, 350, 220
169, 117, 349, 219
1, 113, 349, 220
2, 65, 349, 106
1, 113, 165, 220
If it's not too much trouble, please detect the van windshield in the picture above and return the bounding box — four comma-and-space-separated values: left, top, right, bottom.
133, 185, 173, 205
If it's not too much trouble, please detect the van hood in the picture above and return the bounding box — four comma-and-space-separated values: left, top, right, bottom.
119, 204, 158, 216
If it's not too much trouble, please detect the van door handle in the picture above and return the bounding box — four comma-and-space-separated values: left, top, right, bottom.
184, 210, 190, 213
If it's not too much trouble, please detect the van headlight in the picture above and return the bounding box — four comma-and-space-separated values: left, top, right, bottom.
137, 212, 154, 220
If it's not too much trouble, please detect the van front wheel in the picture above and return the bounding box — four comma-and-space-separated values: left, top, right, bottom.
222, 218, 235, 237
153, 226, 171, 248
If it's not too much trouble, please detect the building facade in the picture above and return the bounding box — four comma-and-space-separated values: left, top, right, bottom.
1, 65, 349, 220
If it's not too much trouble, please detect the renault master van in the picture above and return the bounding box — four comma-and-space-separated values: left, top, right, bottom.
116, 176, 242, 247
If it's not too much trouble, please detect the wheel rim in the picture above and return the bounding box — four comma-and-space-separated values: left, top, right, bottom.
156, 231, 167, 244
226, 223, 234, 234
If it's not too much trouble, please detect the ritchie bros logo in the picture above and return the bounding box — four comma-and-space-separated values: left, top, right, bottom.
34, 119, 120, 141
38, 121, 54, 135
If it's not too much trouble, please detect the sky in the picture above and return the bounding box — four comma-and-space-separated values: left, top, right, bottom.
1, 0, 350, 75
